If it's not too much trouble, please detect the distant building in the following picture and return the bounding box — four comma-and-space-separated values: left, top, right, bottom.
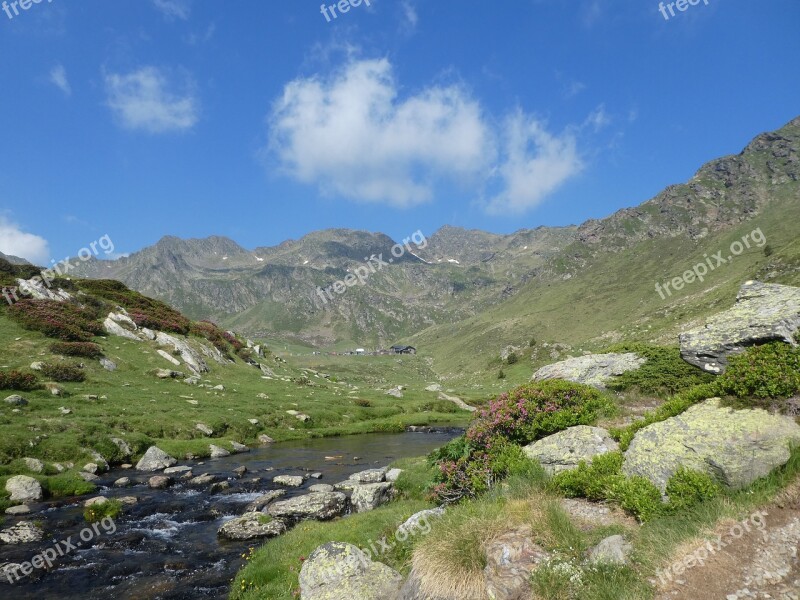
390, 345, 417, 355
355, 348, 366, 355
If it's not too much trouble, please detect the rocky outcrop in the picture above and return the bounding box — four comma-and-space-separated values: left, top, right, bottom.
484, 526, 550, 600
5, 475, 43, 503
103, 315, 140, 341
299, 542, 403, 600
155, 331, 208, 376
351, 482, 394, 513
267, 492, 348, 522
532, 353, 645, 389
135, 446, 177, 472
680, 281, 800, 373
623, 398, 800, 494
523, 426, 619, 474
218, 513, 287, 541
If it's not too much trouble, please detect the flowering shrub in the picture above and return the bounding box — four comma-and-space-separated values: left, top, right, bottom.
49, 342, 103, 358
40, 362, 86, 382
0, 369, 40, 391
8, 299, 104, 341
189, 321, 249, 360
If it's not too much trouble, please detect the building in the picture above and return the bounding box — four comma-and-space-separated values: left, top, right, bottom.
389, 345, 417, 355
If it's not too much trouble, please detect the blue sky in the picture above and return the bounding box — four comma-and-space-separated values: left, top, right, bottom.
0, 0, 798, 264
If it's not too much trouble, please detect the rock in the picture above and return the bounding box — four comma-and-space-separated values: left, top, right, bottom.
59, 407, 71, 415
233, 466, 247, 477
84, 496, 108, 507
83, 463, 99, 475
209, 444, 231, 458
396, 568, 455, 600
230, 441, 249, 453
22, 458, 44, 473
309, 484, 334, 493
349, 467, 388, 484
333, 480, 361, 492
45, 384, 64, 396
257, 392, 269, 399
103, 316, 140, 341
154, 369, 185, 379
209, 481, 230, 493
299, 542, 403, 600
0, 521, 44, 544
155, 331, 209, 376
425, 384, 443, 392
4, 395, 27, 406
244, 490, 287, 512
273, 475, 305, 487
30, 361, 44, 371
99, 357, 117, 371
680, 281, 800, 373
309, 472, 323, 479
623, 398, 800, 494
400, 507, 445, 534
157, 349, 182, 366
267, 491, 348, 522
118, 496, 138, 506
114, 477, 131, 488
218, 513, 287, 541
148, 475, 173, 489
248, 419, 259, 425
188, 473, 216, 486
259, 364, 276, 377
163, 466, 192, 475
295, 413, 311, 422
110, 437, 132, 458
437, 392, 476, 412
532, 353, 646, 389
5, 475, 43, 503
351, 482, 394, 513
212, 384, 224, 391
5, 505, 31, 516
386, 386, 404, 398
196, 423, 214, 436
523, 426, 619, 474
258, 435, 275, 444
559, 498, 636, 531
587, 535, 632, 566
136, 446, 177, 471
483, 526, 550, 600
184, 376, 200, 385
79, 472, 99, 482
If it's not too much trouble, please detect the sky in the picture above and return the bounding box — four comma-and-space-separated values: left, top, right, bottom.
0, 0, 798, 264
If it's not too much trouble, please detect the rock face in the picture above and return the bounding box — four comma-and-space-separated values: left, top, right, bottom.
484, 526, 550, 600
136, 446, 177, 472
351, 482, 394, 513
623, 398, 800, 494
523, 426, 619, 474
680, 281, 800, 373
532, 353, 645, 389
5, 475, 43, 503
218, 513, 287, 541
299, 542, 403, 600
267, 492, 348, 522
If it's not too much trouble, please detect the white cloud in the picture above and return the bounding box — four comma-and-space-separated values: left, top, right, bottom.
401, 1, 419, 31
268, 58, 587, 214
485, 112, 583, 215
268, 58, 492, 207
49, 64, 71, 96
584, 104, 611, 132
152, 0, 190, 20
0, 217, 50, 264
104, 66, 199, 134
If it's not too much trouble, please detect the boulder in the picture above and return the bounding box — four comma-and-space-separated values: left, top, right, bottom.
0, 521, 44, 544
157, 349, 182, 366
623, 398, 800, 494
483, 526, 550, 600
309, 484, 334, 493
425, 384, 443, 392
386, 386, 404, 398
218, 513, 287, 541
351, 482, 394, 513
110, 437, 132, 458
349, 467, 388, 483
22, 458, 44, 473
230, 441, 249, 453
103, 316, 140, 341
587, 535, 632, 566
155, 331, 209, 376
155, 369, 185, 379
196, 423, 214, 436
244, 490, 287, 513
299, 542, 403, 600
273, 475, 305, 487
267, 491, 348, 522
209, 444, 231, 458
523, 426, 619, 474
99, 358, 117, 371
5, 505, 31, 516
258, 435, 275, 444
148, 475, 173, 489
188, 473, 216, 487
532, 353, 645, 389
4, 395, 27, 406
680, 281, 800, 373
136, 446, 177, 471
399, 507, 445, 535
5, 475, 43, 503
114, 477, 131, 488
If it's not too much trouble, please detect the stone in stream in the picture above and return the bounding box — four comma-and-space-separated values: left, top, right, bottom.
217, 513, 287, 541
5, 505, 31, 516
209, 444, 231, 458
0, 521, 44, 545
233, 466, 247, 478
79, 472, 99, 482
267, 492, 348, 522
84, 496, 108, 507
230, 441, 249, 453
5, 475, 43, 503
351, 482, 394, 513
309, 484, 334, 493
300, 542, 403, 600
209, 481, 230, 493
136, 446, 177, 472
110, 437, 133, 459
148, 475, 173, 489
244, 490, 287, 513
273, 475, 305, 487
309, 472, 323, 479
189, 473, 217, 487
114, 477, 131, 488
163, 466, 192, 475
349, 467, 388, 484
522, 426, 619, 475
258, 435, 275, 444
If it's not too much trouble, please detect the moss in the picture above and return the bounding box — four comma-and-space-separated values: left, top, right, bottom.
84, 499, 123, 523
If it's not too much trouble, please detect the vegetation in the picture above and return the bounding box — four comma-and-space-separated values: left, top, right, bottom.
84, 499, 123, 523
49, 341, 103, 358
39, 361, 86, 382
0, 369, 39, 390
605, 343, 714, 396
716, 341, 800, 407
7, 298, 104, 342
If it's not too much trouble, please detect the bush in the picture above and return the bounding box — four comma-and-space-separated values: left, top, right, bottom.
716, 342, 800, 405
665, 468, 720, 511
40, 362, 86, 382
84, 499, 122, 523
189, 320, 236, 358
605, 343, 714, 396
497, 369, 505, 380
506, 352, 518, 365
0, 369, 40, 390
8, 299, 104, 341
49, 342, 103, 358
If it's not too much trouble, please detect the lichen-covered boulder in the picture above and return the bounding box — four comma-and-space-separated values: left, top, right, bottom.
523, 426, 619, 474
350, 482, 394, 513
218, 513, 287, 541
267, 492, 347, 522
680, 281, 800, 373
623, 398, 800, 494
532, 353, 645, 389
5, 475, 43, 503
349, 467, 388, 483
299, 542, 403, 600
0, 521, 44, 544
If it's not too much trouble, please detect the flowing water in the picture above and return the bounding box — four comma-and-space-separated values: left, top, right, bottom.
0, 428, 460, 599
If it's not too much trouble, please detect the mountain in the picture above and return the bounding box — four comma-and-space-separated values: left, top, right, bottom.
72, 116, 800, 371
0, 251, 30, 265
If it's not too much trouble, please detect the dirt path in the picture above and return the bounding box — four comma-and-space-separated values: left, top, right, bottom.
656, 485, 800, 600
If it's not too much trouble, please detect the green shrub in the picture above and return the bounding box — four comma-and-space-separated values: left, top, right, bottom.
0, 369, 40, 391
40, 362, 86, 382
665, 468, 720, 511
8, 299, 104, 341
605, 343, 714, 396
606, 475, 665, 522
716, 342, 800, 405
497, 369, 505, 379
84, 499, 122, 523
506, 352, 518, 365
49, 342, 103, 358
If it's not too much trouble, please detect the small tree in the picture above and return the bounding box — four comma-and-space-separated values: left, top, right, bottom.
506, 352, 518, 365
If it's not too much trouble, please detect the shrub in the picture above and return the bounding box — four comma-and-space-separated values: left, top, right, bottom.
189, 320, 235, 358
497, 369, 505, 379
506, 352, 518, 365
716, 342, 800, 405
39, 362, 86, 382
84, 499, 122, 523
8, 299, 104, 341
0, 369, 39, 391
605, 343, 714, 396
665, 468, 720, 511
49, 342, 103, 358
353, 398, 372, 407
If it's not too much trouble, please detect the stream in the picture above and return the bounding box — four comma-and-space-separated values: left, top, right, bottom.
0, 428, 460, 599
